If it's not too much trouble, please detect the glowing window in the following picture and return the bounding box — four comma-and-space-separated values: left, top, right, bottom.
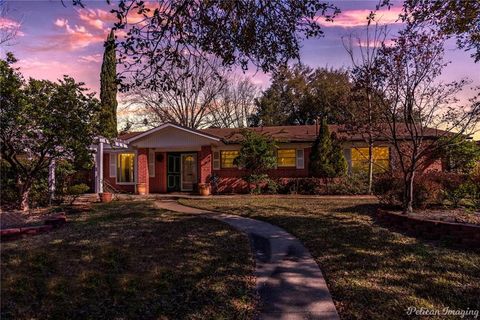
117, 153, 135, 183
277, 149, 296, 167
351, 147, 389, 173
221, 151, 239, 168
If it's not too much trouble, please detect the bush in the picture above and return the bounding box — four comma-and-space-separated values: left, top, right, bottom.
373, 174, 404, 207
276, 176, 368, 195
373, 171, 467, 209
65, 183, 90, 205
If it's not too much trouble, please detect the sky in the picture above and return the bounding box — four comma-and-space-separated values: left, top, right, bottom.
1, 0, 479, 137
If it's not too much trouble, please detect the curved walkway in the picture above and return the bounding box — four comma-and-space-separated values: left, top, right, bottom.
154, 201, 339, 320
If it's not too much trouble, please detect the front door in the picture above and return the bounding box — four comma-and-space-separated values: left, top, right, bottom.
167, 153, 181, 192
181, 153, 197, 191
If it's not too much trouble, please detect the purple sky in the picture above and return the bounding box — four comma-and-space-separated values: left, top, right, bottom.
2, 0, 479, 136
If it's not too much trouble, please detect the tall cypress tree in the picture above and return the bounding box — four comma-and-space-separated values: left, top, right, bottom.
99, 29, 118, 138
309, 119, 347, 178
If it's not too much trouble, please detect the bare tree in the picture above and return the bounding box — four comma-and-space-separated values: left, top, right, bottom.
0, 0, 21, 46
207, 76, 259, 128
343, 21, 388, 194
129, 55, 228, 129
375, 27, 480, 213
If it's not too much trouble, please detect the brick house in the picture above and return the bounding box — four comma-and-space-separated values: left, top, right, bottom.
92, 122, 445, 194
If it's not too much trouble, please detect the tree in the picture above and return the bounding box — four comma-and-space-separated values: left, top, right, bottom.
252, 65, 352, 126
374, 28, 480, 213
103, 0, 340, 92
207, 76, 259, 128
378, 0, 479, 62
99, 29, 118, 138
129, 56, 227, 129
343, 22, 388, 194
0, 55, 100, 211
234, 130, 277, 192
0, 0, 21, 46
436, 136, 480, 174
309, 119, 347, 178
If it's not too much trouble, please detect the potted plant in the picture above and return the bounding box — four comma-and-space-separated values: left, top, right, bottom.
100, 192, 113, 203
198, 183, 211, 196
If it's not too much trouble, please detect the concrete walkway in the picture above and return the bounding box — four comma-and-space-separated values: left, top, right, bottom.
154, 201, 339, 320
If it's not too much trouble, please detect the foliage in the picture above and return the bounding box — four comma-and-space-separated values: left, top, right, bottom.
100, 0, 339, 92
64, 183, 90, 205
0, 54, 100, 211
373, 172, 471, 209
398, 0, 480, 62
309, 119, 347, 178
277, 175, 368, 195
99, 29, 118, 138
251, 65, 352, 126
436, 136, 480, 174
374, 27, 480, 213
233, 130, 277, 193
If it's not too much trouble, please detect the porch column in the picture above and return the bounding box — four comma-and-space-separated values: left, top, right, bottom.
137, 148, 149, 195
199, 145, 212, 184
95, 142, 104, 193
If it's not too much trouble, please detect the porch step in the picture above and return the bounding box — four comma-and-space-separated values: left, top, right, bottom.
73, 193, 100, 204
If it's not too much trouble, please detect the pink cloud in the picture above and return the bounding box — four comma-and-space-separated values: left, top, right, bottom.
47, 17, 107, 51
79, 53, 103, 63
317, 8, 403, 28
77, 8, 116, 30
0, 17, 21, 29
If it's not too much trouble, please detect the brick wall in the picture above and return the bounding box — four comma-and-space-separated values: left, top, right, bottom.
377, 209, 480, 248
137, 148, 149, 194
198, 146, 212, 184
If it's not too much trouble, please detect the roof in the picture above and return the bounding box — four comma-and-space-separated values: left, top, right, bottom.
119, 124, 453, 144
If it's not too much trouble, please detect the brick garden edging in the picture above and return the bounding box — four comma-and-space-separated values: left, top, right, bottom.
376, 209, 480, 248
0, 214, 67, 241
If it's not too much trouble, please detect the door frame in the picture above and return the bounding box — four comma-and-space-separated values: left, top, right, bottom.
180, 153, 198, 192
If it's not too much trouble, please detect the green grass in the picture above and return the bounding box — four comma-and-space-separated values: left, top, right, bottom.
1, 201, 256, 320
180, 197, 480, 320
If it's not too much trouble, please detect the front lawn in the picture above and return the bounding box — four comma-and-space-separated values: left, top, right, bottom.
180, 197, 480, 320
1, 201, 256, 319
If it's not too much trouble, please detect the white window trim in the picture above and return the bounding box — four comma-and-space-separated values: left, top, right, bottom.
149, 150, 155, 178
296, 149, 305, 169
109, 153, 116, 178
213, 151, 220, 170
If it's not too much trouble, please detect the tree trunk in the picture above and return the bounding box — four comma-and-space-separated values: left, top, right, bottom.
367, 142, 374, 194
403, 172, 415, 214
19, 185, 31, 212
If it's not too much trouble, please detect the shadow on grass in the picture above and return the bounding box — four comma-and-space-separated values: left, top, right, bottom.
1, 201, 256, 320
182, 198, 480, 320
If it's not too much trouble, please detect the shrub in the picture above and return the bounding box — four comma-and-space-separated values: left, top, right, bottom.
373, 174, 404, 207
373, 171, 467, 209
65, 183, 90, 205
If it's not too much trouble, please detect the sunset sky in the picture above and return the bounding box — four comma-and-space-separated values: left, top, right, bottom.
1, 0, 479, 137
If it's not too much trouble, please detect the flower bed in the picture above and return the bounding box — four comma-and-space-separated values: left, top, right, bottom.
376, 209, 480, 248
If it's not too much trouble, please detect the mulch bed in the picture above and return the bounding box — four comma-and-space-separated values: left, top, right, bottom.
408, 208, 480, 226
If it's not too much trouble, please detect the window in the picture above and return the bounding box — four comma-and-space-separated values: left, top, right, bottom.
221, 150, 239, 168
117, 153, 135, 183
351, 147, 389, 173
277, 149, 296, 167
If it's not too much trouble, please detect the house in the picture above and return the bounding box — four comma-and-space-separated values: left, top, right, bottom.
92, 122, 445, 194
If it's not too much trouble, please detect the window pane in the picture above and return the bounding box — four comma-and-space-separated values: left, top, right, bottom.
221, 151, 239, 168
117, 153, 135, 183
277, 149, 296, 167
351, 147, 389, 173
